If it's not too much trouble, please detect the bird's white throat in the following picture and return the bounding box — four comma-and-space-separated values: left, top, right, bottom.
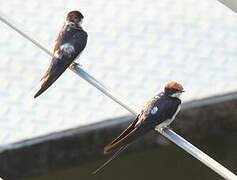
171, 92, 182, 98
65, 20, 82, 27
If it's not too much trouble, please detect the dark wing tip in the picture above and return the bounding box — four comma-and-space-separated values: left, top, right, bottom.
33, 80, 48, 98
92, 169, 100, 175
103, 146, 111, 154
103, 143, 122, 154
33, 94, 39, 99
33, 90, 41, 98
104, 142, 121, 154
33, 78, 50, 99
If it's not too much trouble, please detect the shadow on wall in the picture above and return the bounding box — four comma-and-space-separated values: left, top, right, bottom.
28, 133, 237, 180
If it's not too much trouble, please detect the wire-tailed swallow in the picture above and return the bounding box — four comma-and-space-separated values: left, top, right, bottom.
93, 81, 184, 174
34, 10, 88, 98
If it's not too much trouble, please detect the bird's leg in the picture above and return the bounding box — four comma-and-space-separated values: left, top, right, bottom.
73, 62, 82, 67
155, 125, 163, 132
70, 62, 82, 70
155, 124, 169, 133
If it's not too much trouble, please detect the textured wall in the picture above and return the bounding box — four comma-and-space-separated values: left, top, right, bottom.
0, 0, 237, 145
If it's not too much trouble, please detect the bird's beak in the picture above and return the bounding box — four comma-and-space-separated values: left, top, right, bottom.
180, 90, 185, 93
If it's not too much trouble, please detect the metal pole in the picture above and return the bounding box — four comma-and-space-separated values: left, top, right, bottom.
217, 0, 237, 14
157, 127, 237, 180
0, 11, 236, 180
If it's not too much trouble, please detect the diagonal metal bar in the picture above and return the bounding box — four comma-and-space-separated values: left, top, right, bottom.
156, 127, 237, 180
70, 63, 139, 115
0, 10, 236, 180
217, 0, 237, 14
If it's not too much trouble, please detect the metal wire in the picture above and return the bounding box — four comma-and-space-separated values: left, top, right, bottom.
0, 10, 236, 180
218, 0, 237, 13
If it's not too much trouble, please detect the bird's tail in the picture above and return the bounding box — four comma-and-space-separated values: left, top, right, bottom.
103, 120, 149, 154
34, 57, 71, 98
34, 73, 59, 98
92, 145, 129, 175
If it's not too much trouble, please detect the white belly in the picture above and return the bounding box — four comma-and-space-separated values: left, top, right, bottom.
155, 105, 181, 130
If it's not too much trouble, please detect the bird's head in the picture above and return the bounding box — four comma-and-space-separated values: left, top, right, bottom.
66, 10, 84, 26
164, 81, 184, 98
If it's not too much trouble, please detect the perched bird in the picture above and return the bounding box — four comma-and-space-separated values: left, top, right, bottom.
93, 81, 184, 174
34, 10, 88, 98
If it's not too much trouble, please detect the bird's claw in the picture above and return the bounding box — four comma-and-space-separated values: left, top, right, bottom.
74, 62, 82, 67
155, 125, 170, 132
70, 62, 82, 69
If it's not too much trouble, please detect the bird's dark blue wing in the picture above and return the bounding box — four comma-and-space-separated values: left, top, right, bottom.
69, 29, 88, 58
54, 24, 87, 59
104, 93, 181, 154
34, 24, 88, 98
104, 93, 163, 154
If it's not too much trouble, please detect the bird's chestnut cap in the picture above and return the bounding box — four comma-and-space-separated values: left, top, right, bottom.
165, 81, 184, 92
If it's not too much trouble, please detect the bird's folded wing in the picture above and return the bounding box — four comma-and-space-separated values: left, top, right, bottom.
104, 115, 139, 154
104, 96, 160, 154
104, 115, 154, 154
34, 56, 71, 98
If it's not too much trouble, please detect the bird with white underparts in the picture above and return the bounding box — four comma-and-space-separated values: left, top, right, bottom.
34, 10, 88, 98
93, 81, 184, 174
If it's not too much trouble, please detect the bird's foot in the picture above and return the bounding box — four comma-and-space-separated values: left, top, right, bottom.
155, 125, 170, 133
155, 126, 163, 132
70, 62, 82, 69
74, 62, 82, 67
